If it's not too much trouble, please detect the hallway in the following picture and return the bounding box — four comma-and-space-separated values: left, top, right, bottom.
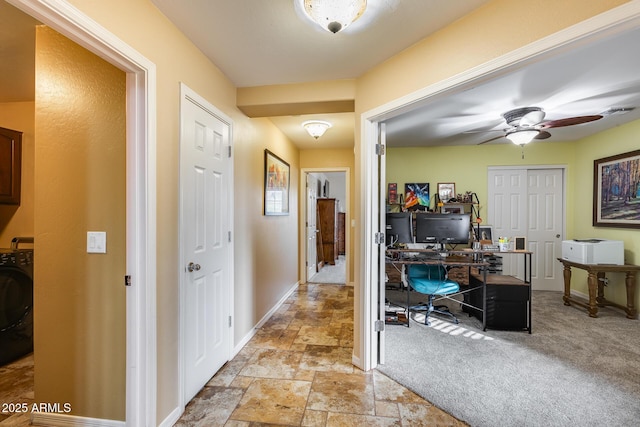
175, 283, 466, 426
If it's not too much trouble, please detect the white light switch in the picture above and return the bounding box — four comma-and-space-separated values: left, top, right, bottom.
87, 231, 107, 253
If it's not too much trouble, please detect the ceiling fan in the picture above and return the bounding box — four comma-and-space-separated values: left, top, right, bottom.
474, 106, 603, 145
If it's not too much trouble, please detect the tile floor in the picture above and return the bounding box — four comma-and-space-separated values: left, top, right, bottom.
175, 283, 467, 426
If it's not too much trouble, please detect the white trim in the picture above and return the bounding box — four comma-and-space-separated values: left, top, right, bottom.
178, 83, 235, 413
233, 281, 300, 355
8, 1, 157, 425
359, 2, 640, 370
299, 167, 351, 286
31, 412, 125, 427
156, 407, 182, 427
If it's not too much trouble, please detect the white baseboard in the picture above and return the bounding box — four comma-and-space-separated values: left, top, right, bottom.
233, 281, 300, 356
352, 353, 364, 370
570, 289, 589, 299
157, 406, 182, 427
31, 412, 125, 427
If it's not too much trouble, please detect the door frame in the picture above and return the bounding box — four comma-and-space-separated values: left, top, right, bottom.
10, 0, 157, 425
178, 83, 234, 409
299, 168, 351, 285
358, 4, 640, 370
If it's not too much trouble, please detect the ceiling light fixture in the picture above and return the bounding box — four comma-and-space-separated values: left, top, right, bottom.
506, 129, 539, 145
302, 0, 367, 33
302, 120, 332, 139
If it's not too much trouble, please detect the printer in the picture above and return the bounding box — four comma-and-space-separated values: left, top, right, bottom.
561, 239, 624, 265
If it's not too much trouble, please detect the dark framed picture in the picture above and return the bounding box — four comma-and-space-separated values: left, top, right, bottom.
264, 149, 290, 216
404, 183, 429, 210
593, 149, 640, 228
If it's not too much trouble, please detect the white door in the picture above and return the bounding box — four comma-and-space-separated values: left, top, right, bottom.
306, 174, 318, 282
488, 167, 564, 291
527, 169, 564, 291
180, 85, 232, 403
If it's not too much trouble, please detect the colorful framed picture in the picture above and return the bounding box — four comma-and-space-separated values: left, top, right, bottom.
593, 149, 640, 228
264, 149, 290, 216
404, 183, 429, 210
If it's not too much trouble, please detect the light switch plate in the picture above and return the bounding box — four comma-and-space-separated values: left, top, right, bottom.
87, 231, 107, 253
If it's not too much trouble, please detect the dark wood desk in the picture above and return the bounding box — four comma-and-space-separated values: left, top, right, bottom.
557, 258, 640, 319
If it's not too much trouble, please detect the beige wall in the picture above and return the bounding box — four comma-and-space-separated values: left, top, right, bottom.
300, 148, 356, 283
35, 26, 126, 419
0, 101, 34, 246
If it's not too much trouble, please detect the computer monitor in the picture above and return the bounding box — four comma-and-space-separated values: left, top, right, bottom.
415, 213, 470, 245
385, 212, 413, 245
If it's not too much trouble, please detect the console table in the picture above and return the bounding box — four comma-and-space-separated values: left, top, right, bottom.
557, 258, 640, 319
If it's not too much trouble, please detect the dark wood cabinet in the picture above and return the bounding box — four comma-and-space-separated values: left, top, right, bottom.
317, 198, 338, 265
0, 127, 23, 205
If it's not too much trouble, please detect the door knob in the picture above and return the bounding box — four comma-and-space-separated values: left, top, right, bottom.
187, 262, 201, 272
556, 234, 561, 238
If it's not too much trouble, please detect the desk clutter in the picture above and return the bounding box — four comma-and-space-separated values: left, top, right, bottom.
386, 247, 532, 333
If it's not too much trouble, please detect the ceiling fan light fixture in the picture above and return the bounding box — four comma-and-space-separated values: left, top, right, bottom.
302, 0, 367, 33
303, 120, 332, 139
506, 129, 539, 145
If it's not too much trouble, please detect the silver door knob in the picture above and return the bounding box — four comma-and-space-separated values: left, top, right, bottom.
187, 262, 201, 272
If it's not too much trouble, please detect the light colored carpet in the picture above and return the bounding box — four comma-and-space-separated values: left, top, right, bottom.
309, 255, 346, 284
378, 290, 640, 427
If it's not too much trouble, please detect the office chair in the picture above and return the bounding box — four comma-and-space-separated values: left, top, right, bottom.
407, 264, 460, 326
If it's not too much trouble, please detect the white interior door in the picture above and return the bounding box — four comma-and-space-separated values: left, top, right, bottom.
180, 85, 232, 403
306, 174, 318, 281
488, 167, 564, 291
526, 169, 564, 291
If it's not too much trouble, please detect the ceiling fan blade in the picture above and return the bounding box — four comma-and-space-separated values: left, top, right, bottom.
535, 130, 551, 140
477, 135, 505, 145
463, 128, 506, 134
540, 115, 602, 128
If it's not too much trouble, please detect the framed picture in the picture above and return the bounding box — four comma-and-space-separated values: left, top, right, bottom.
475, 225, 493, 243
264, 149, 290, 215
593, 149, 640, 228
388, 183, 398, 204
437, 182, 456, 203
404, 183, 430, 210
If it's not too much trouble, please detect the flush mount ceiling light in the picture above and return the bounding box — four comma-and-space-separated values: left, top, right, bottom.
302, 0, 367, 33
506, 129, 540, 145
302, 120, 332, 139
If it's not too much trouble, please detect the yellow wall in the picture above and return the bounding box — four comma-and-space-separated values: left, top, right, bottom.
0, 101, 34, 246
386, 118, 640, 311
300, 148, 356, 283
35, 26, 126, 419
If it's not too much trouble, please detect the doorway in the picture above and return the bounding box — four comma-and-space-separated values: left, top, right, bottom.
302, 169, 349, 286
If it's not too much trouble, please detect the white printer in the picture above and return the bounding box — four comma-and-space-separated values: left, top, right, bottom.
561, 239, 624, 265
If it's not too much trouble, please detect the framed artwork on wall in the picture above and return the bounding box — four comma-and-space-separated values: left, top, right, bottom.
264, 149, 290, 216
437, 182, 455, 203
593, 149, 640, 228
404, 183, 429, 210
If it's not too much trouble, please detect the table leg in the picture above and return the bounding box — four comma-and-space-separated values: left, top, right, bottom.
625, 272, 638, 319
596, 272, 606, 306
587, 271, 599, 318
562, 264, 572, 306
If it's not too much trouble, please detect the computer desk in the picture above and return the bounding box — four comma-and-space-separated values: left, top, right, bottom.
385, 248, 489, 329
386, 248, 533, 332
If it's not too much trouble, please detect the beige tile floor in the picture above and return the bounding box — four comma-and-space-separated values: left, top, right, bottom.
175, 283, 467, 426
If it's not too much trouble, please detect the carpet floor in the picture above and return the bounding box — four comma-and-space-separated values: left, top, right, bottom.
378, 289, 640, 427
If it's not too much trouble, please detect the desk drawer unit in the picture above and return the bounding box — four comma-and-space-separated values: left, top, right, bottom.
467, 274, 530, 330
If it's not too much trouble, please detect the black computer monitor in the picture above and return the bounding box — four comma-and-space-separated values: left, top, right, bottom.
385, 212, 413, 245
415, 213, 470, 245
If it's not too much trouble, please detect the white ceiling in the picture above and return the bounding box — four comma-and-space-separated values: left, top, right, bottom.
4, 1, 640, 149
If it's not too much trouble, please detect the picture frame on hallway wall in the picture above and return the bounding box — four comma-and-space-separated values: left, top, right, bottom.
593, 149, 640, 228
264, 149, 290, 216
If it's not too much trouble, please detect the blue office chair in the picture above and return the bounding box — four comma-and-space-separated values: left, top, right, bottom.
407, 264, 460, 326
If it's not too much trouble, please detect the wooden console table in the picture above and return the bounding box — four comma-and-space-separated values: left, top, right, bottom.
557, 258, 639, 319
